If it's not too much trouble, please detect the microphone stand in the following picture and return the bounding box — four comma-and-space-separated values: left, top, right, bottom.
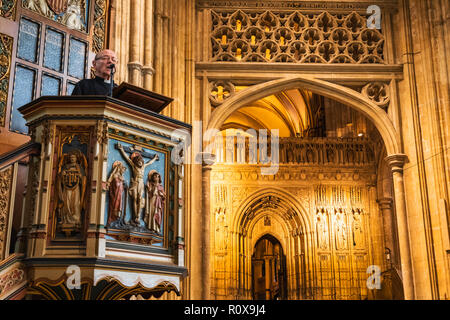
109, 64, 116, 97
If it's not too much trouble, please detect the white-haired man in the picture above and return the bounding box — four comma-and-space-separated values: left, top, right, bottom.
71, 49, 117, 96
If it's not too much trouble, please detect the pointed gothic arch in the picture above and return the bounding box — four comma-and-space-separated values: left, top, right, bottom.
205, 76, 401, 156
230, 187, 315, 299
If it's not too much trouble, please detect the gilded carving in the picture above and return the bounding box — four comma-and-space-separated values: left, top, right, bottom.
106, 161, 127, 226
56, 149, 87, 235
144, 170, 165, 233
52, 131, 91, 237
22, 0, 88, 32
211, 10, 384, 64
0, 264, 25, 296
0, 167, 13, 260
0, 0, 16, 20
93, 0, 107, 53
0, 33, 13, 127
116, 142, 159, 227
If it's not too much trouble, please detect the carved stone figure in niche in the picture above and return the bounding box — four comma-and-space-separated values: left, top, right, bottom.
117, 143, 159, 225
215, 207, 228, 252
106, 161, 127, 226
225, 135, 234, 163
326, 146, 335, 163
352, 208, 364, 248
56, 150, 87, 232
306, 146, 314, 163
60, 0, 85, 32
316, 208, 328, 250
24, 0, 54, 18
236, 133, 245, 163
145, 170, 166, 233
248, 137, 257, 164
334, 208, 347, 250
286, 141, 294, 163
347, 147, 355, 164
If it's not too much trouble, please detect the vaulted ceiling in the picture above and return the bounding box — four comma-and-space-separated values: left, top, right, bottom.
221, 87, 324, 138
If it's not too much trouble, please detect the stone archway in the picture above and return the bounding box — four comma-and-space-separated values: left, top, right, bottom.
205, 76, 415, 299
229, 187, 313, 300
205, 76, 401, 156
252, 234, 287, 300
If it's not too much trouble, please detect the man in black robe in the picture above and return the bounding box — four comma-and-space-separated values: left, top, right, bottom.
71, 49, 118, 96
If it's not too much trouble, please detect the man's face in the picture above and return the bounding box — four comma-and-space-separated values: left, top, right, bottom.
92, 50, 117, 80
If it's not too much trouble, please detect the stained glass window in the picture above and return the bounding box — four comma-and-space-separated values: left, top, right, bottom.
11, 65, 36, 133
41, 74, 61, 96
11, 14, 90, 134
68, 38, 87, 79
43, 28, 64, 72
17, 18, 40, 63
66, 81, 76, 95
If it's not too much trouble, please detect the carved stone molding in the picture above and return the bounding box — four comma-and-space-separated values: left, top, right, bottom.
215, 136, 376, 166
197, 1, 398, 12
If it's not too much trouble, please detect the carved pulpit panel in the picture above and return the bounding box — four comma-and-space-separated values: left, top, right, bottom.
104, 133, 174, 247
50, 127, 92, 240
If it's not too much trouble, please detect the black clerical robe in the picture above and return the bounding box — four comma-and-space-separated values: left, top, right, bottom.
71, 76, 114, 96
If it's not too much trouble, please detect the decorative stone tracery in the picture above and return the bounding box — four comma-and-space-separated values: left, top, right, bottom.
210, 10, 385, 64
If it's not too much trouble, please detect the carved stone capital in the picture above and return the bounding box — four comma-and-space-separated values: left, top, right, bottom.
142, 65, 156, 76
377, 197, 393, 210
385, 154, 408, 173
198, 152, 217, 167
127, 61, 143, 72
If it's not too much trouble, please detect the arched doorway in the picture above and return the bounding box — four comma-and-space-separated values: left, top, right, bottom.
252, 234, 287, 300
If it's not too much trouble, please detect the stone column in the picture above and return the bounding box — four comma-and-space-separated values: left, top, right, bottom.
201, 152, 215, 299
377, 197, 396, 268
128, 0, 142, 85
385, 154, 415, 299
143, 0, 155, 90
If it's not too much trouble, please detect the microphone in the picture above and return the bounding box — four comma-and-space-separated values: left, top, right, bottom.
108, 64, 116, 97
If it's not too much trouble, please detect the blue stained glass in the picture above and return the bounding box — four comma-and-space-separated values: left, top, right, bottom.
11, 65, 35, 133
68, 38, 86, 79
17, 18, 40, 63
41, 74, 61, 96
44, 28, 64, 72
66, 82, 76, 95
